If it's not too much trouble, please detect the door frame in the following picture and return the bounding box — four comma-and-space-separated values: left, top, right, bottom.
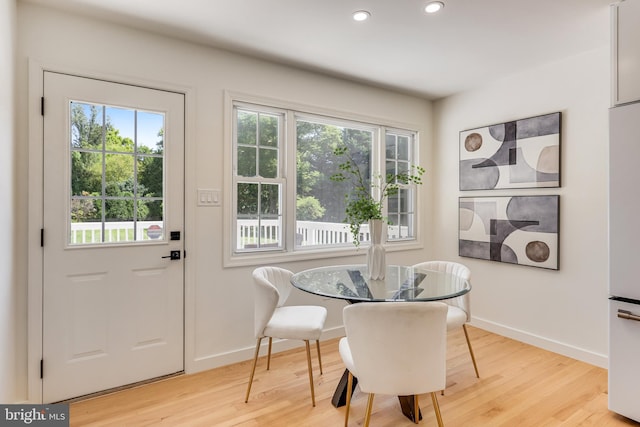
27, 60, 197, 403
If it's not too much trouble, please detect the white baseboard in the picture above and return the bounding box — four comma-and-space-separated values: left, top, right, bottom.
470, 317, 608, 369
187, 318, 609, 374
186, 325, 346, 374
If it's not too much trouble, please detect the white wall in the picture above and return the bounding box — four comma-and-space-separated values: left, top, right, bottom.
433, 47, 610, 366
11, 0, 611, 405
0, 0, 24, 404
14, 3, 434, 402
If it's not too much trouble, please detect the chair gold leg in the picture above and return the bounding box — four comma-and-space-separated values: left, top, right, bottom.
463, 324, 480, 378
304, 340, 316, 407
266, 337, 273, 371
316, 339, 323, 375
344, 371, 353, 427
364, 393, 375, 427
245, 337, 263, 403
431, 392, 444, 427
413, 395, 420, 424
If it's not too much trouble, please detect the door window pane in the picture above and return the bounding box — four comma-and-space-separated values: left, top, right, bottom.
137, 156, 163, 198
141, 200, 163, 222
70, 197, 101, 222
71, 103, 104, 149
137, 111, 164, 152
69, 101, 165, 245
105, 199, 134, 223
105, 153, 135, 197
106, 106, 135, 153
71, 151, 102, 196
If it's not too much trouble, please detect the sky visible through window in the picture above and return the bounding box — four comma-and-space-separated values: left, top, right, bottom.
91, 104, 164, 149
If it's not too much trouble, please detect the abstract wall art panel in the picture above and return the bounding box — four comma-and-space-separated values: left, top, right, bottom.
459, 195, 559, 270
460, 112, 561, 190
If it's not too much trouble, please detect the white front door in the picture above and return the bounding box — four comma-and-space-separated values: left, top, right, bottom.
42, 72, 185, 403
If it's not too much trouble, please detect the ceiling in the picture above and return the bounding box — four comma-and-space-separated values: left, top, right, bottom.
23, 0, 613, 99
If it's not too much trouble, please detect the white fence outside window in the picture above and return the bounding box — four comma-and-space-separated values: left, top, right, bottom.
70, 221, 163, 244
70, 220, 407, 247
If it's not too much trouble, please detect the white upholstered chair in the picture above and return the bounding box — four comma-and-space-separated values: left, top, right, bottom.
245, 266, 327, 407
412, 261, 479, 379
339, 302, 448, 427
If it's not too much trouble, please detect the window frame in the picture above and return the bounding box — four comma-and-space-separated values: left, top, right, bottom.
232, 103, 287, 253
294, 112, 380, 250
223, 92, 424, 267
383, 127, 420, 242
68, 100, 167, 247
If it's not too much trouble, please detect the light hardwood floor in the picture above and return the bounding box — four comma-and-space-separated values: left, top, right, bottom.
69, 326, 638, 426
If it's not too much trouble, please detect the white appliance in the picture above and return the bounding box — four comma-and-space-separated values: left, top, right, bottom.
609, 101, 640, 423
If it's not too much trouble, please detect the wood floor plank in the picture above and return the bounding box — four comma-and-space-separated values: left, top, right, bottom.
69, 326, 639, 426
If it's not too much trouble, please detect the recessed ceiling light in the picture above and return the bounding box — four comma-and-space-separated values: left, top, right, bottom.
425, 1, 444, 13
352, 10, 371, 22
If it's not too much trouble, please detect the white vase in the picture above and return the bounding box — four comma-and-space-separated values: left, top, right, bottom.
367, 219, 386, 280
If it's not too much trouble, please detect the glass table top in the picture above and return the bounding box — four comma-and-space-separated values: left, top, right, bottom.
291, 264, 470, 302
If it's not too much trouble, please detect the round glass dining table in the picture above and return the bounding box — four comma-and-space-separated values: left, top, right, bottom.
290, 264, 470, 303
290, 264, 471, 421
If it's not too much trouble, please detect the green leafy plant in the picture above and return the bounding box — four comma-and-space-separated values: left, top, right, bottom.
330, 143, 425, 247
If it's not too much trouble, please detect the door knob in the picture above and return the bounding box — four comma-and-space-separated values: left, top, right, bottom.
162, 250, 181, 260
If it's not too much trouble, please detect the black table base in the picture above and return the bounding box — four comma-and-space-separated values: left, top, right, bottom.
331, 369, 422, 422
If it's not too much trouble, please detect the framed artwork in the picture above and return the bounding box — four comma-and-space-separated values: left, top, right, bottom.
459, 195, 559, 270
460, 112, 561, 190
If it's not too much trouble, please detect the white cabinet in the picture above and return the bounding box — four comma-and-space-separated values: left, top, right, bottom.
609, 103, 640, 423
612, 0, 640, 105
609, 299, 640, 422
610, 102, 640, 301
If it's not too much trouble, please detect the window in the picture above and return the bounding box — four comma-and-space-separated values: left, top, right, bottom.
231, 100, 421, 257
70, 101, 165, 245
296, 116, 375, 247
385, 131, 418, 239
234, 107, 284, 251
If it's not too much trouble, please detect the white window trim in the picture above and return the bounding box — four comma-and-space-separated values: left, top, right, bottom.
383, 127, 421, 243
231, 103, 287, 253
223, 91, 424, 268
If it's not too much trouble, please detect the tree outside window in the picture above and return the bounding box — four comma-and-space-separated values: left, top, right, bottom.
231, 101, 421, 255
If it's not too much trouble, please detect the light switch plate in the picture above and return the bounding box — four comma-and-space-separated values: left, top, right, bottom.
197, 189, 221, 207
